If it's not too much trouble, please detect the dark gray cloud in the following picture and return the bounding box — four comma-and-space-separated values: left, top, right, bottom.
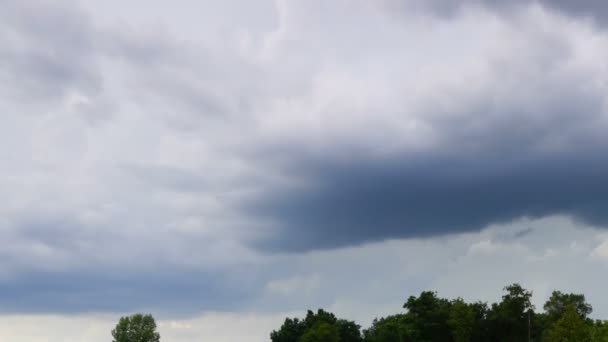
396, 0, 608, 24
246, 148, 608, 252
242, 38, 608, 252
0, 268, 257, 315
524, 0, 608, 23
3, 0, 608, 320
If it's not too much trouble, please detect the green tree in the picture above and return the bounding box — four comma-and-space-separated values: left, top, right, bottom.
271, 309, 361, 342
302, 309, 338, 330
270, 284, 608, 342
363, 314, 409, 342
336, 319, 364, 342
271, 318, 306, 342
544, 291, 592, 323
591, 320, 608, 342
486, 284, 535, 342
448, 299, 476, 342
532, 312, 550, 342
111, 313, 160, 342
299, 322, 340, 342
403, 291, 452, 341
543, 305, 591, 342
447, 299, 490, 342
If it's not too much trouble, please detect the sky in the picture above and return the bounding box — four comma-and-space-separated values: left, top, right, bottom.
2, 0, 608, 340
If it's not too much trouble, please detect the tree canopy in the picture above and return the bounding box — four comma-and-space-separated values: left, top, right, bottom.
271, 284, 608, 342
543, 304, 591, 342
111, 313, 161, 342
270, 309, 363, 342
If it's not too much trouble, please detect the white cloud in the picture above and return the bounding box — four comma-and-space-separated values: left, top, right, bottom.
1, 217, 608, 341
0, 312, 288, 342
2, 1, 608, 339
1, 0, 607, 274
251, 216, 608, 325
266, 273, 322, 296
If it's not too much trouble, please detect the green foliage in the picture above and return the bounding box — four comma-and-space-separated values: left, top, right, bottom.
544, 291, 592, 323
448, 299, 476, 342
486, 284, 535, 342
271, 284, 608, 342
299, 322, 340, 342
270, 309, 362, 342
111, 313, 160, 342
591, 320, 608, 342
363, 314, 409, 342
531, 312, 550, 342
337, 319, 364, 342
543, 305, 591, 342
403, 291, 452, 341
271, 318, 307, 342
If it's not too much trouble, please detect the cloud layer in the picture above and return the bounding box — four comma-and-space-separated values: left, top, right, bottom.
2, 0, 608, 323
239, 0, 608, 251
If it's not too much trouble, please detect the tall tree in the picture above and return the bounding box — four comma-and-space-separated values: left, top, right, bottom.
363, 314, 409, 342
270, 317, 306, 342
403, 291, 452, 341
591, 320, 608, 342
270, 309, 362, 342
111, 313, 160, 342
299, 322, 340, 342
302, 309, 338, 330
448, 299, 476, 342
544, 291, 592, 323
486, 284, 535, 342
447, 299, 490, 342
269, 284, 608, 342
543, 305, 591, 342
336, 319, 364, 342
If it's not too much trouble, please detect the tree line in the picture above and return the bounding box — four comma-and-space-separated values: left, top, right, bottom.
270, 284, 608, 342
107, 284, 608, 341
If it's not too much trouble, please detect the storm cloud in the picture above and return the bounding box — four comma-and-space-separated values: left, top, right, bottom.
240, 1, 608, 251
403, 0, 608, 23
2, 0, 608, 324
247, 148, 608, 251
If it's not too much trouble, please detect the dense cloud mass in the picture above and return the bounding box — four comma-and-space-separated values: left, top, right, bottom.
240, 0, 608, 251
1, 0, 608, 326
248, 151, 608, 251
405, 0, 608, 22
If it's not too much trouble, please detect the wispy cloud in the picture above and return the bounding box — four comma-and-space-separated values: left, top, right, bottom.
1, 0, 608, 328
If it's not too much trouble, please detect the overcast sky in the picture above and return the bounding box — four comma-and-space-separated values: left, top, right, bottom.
2, 0, 608, 340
